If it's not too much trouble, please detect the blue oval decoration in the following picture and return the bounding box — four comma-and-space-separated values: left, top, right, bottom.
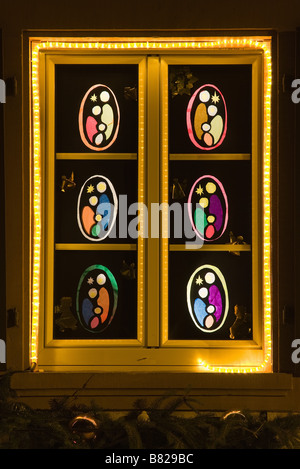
77, 175, 118, 242
187, 264, 229, 333
76, 264, 118, 333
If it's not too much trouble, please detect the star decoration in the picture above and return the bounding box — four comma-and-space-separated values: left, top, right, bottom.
90, 93, 97, 102
87, 184, 94, 193
87, 277, 94, 285
196, 184, 204, 196
195, 275, 203, 286
211, 91, 220, 104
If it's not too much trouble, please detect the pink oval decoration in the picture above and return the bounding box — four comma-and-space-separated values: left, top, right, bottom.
186, 84, 227, 151
90, 316, 100, 329
205, 224, 215, 239
79, 84, 120, 152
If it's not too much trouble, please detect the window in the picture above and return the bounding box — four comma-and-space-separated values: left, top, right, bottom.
30, 37, 272, 372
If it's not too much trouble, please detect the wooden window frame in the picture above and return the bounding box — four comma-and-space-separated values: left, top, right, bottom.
28, 35, 273, 373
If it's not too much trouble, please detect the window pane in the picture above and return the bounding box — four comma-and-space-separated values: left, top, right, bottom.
55, 159, 138, 244
55, 64, 139, 153
168, 251, 252, 340
50, 61, 140, 345
169, 64, 252, 154
166, 60, 254, 345
169, 159, 252, 245
53, 250, 138, 340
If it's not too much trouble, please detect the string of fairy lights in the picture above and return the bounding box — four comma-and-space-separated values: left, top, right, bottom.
30, 37, 272, 373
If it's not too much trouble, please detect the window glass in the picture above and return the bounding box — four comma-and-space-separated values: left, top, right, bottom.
51, 62, 140, 342
167, 63, 253, 341
168, 64, 252, 154
55, 64, 138, 153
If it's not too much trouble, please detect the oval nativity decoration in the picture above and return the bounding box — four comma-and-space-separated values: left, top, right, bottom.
188, 175, 228, 242
79, 84, 120, 151
77, 175, 118, 242
187, 264, 229, 333
186, 84, 227, 150
76, 264, 118, 333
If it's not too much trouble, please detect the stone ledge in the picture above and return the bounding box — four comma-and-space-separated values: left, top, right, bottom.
8, 371, 298, 412
11, 371, 293, 391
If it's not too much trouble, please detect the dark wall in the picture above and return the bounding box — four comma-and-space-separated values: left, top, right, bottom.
1, 0, 300, 31
0, 30, 5, 371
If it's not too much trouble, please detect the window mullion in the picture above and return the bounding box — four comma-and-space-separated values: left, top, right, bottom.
145, 56, 161, 347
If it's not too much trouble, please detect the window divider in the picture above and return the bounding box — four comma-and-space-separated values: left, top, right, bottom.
146, 56, 161, 347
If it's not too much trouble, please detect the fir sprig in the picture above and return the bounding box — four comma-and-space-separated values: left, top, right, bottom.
1, 371, 300, 449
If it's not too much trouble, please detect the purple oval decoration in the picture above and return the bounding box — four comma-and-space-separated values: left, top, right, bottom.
187, 264, 229, 333
187, 175, 228, 242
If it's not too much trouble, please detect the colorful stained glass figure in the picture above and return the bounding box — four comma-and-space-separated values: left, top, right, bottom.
186, 84, 227, 150
187, 175, 228, 242
77, 175, 118, 241
187, 264, 229, 333
76, 264, 118, 333
78, 84, 120, 151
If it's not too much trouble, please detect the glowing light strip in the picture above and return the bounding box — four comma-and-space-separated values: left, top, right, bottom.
161, 59, 169, 343
197, 40, 272, 373
30, 37, 272, 372
262, 39, 273, 373
35, 38, 271, 51
31, 42, 42, 364
137, 59, 145, 344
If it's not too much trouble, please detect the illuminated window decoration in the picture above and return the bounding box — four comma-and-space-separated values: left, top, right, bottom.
76, 264, 118, 333
187, 264, 229, 333
77, 175, 118, 242
188, 175, 228, 242
186, 84, 227, 150
78, 84, 120, 151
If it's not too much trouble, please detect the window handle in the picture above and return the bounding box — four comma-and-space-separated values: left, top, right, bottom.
7, 308, 19, 328
282, 305, 294, 325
